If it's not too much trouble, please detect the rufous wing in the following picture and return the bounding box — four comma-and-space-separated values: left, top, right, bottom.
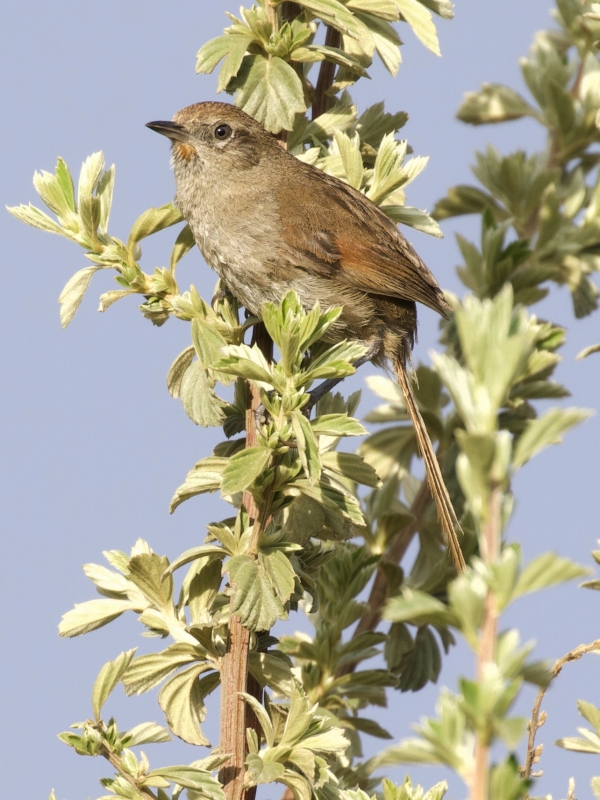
275, 163, 450, 318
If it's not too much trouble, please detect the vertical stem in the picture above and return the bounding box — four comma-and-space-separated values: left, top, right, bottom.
219, 322, 273, 800
470, 486, 501, 800
281, 1, 301, 21
264, 1, 279, 31
312, 26, 342, 119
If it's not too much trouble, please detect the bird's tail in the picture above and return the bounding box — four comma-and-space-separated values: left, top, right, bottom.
395, 361, 466, 572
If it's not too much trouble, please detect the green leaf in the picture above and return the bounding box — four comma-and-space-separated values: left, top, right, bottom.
356, 13, 402, 76
322, 451, 381, 487
55, 157, 76, 211
170, 457, 228, 513
384, 588, 456, 627
240, 691, 276, 747
310, 413, 367, 437
293, 44, 370, 78
457, 84, 539, 125
188, 559, 224, 623
191, 319, 234, 386
344, 716, 392, 739
245, 754, 286, 786
158, 664, 219, 746
293, 0, 368, 38
395, 625, 443, 692
394, 0, 440, 55
489, 756, 530, 800
230, 54, 306, 133
419, 0, 453, 17
163, 545, 225, 576
170, 223, 196, 272
122, 644, 204, 695
291, 411, 322, 484
127, 204, 183, 250
578, 699, 600, 734
33, 168, 77, 223
291, 91, 356, 149
556, 735, 600, 754
122, 721, 171, 746
382, 204, 443, 236
513, 407, 591, 468
59, 598, 138, 637
145, 766, 225, 798
196, 33, 254, 92
229, 555, 287, 630
77, 152, 105, 237
288, 479, 366, 526
127, 553, 173, 611
167, 346, 196, 399
260, 548, 296, 605
216, 343, 276, 388
347, 0, 399, 20
98, 289, 136, 312
92, 649, 136, 720
302, 340, 366, 383
333, 131, 365, 189
248, 651, 295, 696
58, 266, 102, 328
180, 360, 227, 427
221, 447, 271, 496
7, 202, 71, 237
433, 184, 500, 220
512, 553, 588, 600
96, 164, 115, 234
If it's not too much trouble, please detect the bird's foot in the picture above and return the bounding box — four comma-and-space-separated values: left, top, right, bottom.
211, 287, 234, 310
304, 339, 382, 413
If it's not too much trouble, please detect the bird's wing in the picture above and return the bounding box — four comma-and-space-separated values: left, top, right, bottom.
275, 162, 450, 318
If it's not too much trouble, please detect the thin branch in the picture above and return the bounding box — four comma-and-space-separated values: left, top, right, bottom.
335, 476, 434, 679
522, 638, 600, 789
219, 322, 274, 800
280, 2, 302, 22
470, 485, 501, 800
101, 745, 158, 800
312, 26, 342, 119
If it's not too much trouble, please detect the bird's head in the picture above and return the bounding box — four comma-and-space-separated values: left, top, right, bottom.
147, 102, 277, 173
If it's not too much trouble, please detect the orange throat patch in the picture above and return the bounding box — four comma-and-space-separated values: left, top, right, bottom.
173, 142, 196, 161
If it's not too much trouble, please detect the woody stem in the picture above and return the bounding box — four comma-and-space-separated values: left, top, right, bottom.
312, 26, 342, 119
218, 323, 273, 800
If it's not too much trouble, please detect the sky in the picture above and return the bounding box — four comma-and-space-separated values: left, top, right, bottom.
1, 2, 600, 799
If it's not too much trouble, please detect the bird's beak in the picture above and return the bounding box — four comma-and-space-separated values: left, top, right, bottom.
146, 120, 192, 143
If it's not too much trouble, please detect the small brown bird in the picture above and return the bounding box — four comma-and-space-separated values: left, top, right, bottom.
147, 102, 465, 571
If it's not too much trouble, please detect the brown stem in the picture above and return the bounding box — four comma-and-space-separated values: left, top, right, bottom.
470, 486, 501, 800
522, 639, 600, 791
101, 745, 157, 800
312, 26, 342, 120
280, 2, 301, 22
335, 476, 434, 679
218, 322, 274, 800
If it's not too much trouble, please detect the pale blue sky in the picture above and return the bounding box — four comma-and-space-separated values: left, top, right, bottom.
2, 2, 599, 798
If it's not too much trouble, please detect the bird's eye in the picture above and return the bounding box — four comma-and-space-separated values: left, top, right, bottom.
214, 124, 232, 141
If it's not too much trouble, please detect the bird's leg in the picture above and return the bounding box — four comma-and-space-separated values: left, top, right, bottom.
305, 339, 382, 411
211, 286, 234, 310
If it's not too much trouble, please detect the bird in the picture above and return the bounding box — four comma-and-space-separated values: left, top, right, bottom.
147, 102, 465, 572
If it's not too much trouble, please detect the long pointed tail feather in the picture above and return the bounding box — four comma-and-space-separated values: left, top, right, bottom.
395, 362, 466, 572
